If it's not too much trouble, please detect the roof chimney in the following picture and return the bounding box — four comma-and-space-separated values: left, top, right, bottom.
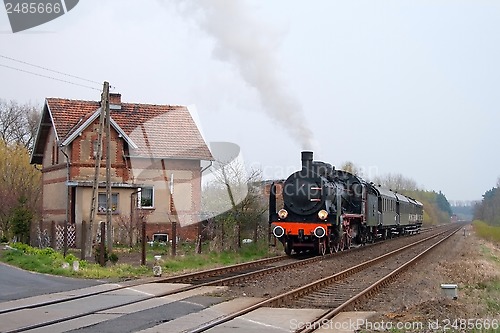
109, 93, 121, 110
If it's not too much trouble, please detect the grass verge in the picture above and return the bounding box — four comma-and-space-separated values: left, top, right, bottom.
0, 241, 275, 279
0, 243, 150, 279
472, 220, 500, 243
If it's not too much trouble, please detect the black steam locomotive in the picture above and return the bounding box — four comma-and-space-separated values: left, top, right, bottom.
269, 151, 423, 255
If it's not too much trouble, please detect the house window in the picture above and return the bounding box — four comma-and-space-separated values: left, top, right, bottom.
98, 193, 118, 213
139, 187, 154, 208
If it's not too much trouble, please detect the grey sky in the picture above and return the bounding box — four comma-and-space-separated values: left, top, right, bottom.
1, 0, 499, 201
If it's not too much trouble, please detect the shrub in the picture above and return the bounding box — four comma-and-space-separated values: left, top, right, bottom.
473, 220, 500, 243
109, 252, 119, 264
93, 245, 108, 265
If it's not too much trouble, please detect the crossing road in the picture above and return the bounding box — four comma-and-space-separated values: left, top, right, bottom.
0, 261, 105, 302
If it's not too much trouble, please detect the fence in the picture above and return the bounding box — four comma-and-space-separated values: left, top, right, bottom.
34, 221, 76, 250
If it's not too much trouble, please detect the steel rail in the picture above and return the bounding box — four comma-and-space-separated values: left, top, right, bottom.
298, 225, 461, 333
183, 225, 459, 333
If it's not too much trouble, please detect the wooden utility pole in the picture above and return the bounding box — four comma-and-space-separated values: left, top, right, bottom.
80, 220, 86, 260
141, 217, 146, 265
105, 85, 112, 254
170, 173, 177, 256
99, 221, 106, 266
85, 81, 108, 260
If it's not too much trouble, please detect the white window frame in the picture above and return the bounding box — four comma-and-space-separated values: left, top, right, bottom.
139, 186, 154, 208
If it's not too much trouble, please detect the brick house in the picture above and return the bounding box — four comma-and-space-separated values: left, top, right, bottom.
30, 93, 213, 246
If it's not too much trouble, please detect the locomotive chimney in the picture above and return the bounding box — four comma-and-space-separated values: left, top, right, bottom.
301, 151, 313, 169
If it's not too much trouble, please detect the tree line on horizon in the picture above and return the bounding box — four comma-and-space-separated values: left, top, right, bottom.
473, 178, 500, 226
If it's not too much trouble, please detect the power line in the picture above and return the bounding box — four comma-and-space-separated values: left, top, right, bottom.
0, 63, 101, 91
0, 54, 101, 85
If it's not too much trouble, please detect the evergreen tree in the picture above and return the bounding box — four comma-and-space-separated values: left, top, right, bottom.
436, 191, 453, 216
474, 184, 500, 225
11, 196, 33, 243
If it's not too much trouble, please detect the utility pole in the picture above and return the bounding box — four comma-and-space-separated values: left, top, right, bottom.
105, 85, 112, 254
85, 81, 108, 260
170, 173, 177, 256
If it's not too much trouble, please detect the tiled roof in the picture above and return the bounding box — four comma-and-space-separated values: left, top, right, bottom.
30, 97, 213, 164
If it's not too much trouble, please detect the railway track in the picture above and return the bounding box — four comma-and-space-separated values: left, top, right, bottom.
0, 224, 452, 333
2, 224, 443, 317
162, 225, 444, 288
0, 244, 366, 332
277, 227, 457, 309
185, 224, 462, 333
0, 250, 338, 332
294, 225, 462, 333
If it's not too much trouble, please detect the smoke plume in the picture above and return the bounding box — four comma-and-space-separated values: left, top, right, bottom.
176, 0, 316, 150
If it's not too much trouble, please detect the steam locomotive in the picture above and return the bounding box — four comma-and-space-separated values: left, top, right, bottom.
269, 151, 423, 255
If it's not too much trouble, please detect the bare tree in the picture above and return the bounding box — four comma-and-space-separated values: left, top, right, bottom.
116, 214, 137, 247
371, 173, 419, 192
0, 99, 41, 152
340, 161, 361, 176
202, 159, 266, 251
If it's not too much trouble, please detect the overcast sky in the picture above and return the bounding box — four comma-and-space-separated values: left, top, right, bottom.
1, 0, 499, 202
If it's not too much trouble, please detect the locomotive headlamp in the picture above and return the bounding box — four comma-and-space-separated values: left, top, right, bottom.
278, 209, 288, 219
313, 226, 326, 238
273, 225, 285, 238
318, 209, 328, 220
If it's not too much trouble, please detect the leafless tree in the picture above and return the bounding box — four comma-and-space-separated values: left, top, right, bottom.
202, 159, 266, 251
371, 173, 419, 192
0, 99, 41, 152
115, 209, 150, 247
340, 161, 362, 176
